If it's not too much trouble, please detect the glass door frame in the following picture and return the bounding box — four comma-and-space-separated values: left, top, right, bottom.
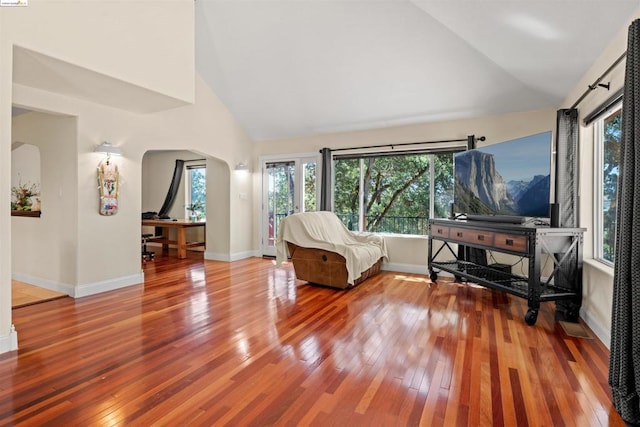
260, 153, 320, 257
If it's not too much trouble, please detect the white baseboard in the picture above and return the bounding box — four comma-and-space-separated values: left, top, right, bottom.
204, 252, 230, 261
74, 272, 144, 298
382, 262, 428, 275
12, 272, 75, 296
230, 250, 260, 261
205, 250, 260, 262
13, 271, 144, 298
0, 325, 18, 354
580, 307, 611, 349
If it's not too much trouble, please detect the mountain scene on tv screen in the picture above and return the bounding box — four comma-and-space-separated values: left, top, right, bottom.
454, 150, 550, 217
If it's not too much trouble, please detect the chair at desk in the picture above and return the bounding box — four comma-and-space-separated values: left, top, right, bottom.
142, 233, 155, 261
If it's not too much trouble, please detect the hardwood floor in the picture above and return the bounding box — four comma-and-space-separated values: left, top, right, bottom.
1, 254, 624, 426
12, 280, 67, 308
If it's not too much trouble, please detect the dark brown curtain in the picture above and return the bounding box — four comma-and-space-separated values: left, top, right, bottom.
555, 108, 579, 228
158, 160, 185, 218
609, 18, 640, 425
554, 109, 579, 318
320, 148, 332, 211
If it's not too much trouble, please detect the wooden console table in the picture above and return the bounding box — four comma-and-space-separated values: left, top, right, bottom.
142, 219, 205, 259
428, 218, 584, 325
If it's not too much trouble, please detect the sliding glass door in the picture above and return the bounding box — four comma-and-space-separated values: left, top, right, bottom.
261, 156, 318, 256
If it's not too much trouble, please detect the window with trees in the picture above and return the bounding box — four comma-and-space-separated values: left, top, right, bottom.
333, 152, 454, 235
186, 165, 206, 220
594, 103, 621, 265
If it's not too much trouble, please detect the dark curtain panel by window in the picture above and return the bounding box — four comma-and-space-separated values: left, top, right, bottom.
554, 109, 580, 319
158, 159, 185, 218
610, 18, 640, 425
320, 148, 332, 211
555, 108, 579, 228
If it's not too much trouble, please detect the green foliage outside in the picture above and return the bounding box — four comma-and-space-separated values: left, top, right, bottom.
334, 153, 454, 234
268, 163, 295, 217
602, 111, 621, 263
304, 162, 316, 212
188, 167, 207, 220
265, 153, 454, 236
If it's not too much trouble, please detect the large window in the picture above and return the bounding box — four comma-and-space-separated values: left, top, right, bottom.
186, 165, 206, 220
333, 152, 454, 235
594, 103, 621, 264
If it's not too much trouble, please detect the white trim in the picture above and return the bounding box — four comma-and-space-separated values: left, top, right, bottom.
74, 272, 144, 298
12, 272, 74, 296
230, 251, 260, 261
381, 262, 427, 275
258, 152, 321, 256
13, 271, 143, 298
205, 250, 260, 262
581, 307, 611, 350
205, 251, 230, 261
0, 325, 18, 354
593, 117, 605, 260
259, 152, 319, 162
592, 102, 622, 263
583, 257, 614, 276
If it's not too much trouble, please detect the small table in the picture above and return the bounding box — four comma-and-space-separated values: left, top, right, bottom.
142, 219, 206, 259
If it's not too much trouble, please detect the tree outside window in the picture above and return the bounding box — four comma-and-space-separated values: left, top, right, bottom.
186, 166, 206, 220
333, 152, 454, 235
601, 108, 621, 263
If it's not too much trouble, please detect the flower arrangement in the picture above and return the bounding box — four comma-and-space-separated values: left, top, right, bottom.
186, 201, 205, 220
11, 181, 40, 211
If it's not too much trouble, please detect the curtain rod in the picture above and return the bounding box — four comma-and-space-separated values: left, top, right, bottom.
570, 51, 627, 110
321, 135, 485, 153
182, 158, 206, 162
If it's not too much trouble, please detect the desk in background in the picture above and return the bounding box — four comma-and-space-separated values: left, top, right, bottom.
142, 219, 206, 259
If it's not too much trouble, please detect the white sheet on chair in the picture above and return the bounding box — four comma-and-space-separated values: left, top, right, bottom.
275, 211, 388, 284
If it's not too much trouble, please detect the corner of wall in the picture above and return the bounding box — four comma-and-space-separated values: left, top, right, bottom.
0, 324, 18, 354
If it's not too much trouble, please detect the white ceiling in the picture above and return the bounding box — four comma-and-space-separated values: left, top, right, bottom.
195, 0, 640, 141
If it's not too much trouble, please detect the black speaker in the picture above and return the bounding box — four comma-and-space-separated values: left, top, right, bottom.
550, 203, 560, 227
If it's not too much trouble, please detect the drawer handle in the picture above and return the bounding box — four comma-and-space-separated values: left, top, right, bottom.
505, 239, 514, 246
477, 235, 484, 241
437, 228, 443, 234
456, 232, 463, 237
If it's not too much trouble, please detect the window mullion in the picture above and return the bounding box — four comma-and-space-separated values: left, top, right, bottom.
359, 158, 365, 232
429, 155, 435, 219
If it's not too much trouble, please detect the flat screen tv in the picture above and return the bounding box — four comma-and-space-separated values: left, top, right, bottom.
453, 131, 552, 219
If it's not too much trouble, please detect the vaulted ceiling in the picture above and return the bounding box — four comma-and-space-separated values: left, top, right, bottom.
195, 0, 640, 141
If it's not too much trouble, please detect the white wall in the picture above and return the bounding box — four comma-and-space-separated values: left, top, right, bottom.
558, 8, 640, 346
254, 108, 557, 271
5, 1, 194, 104
11, 112, 78, 293
0, 1, 255, 353
0, 8, 16, 351
10, 74, 254, 291
141, 150, 231, 254
11, 143, 40, 192
142, 150, 202, 220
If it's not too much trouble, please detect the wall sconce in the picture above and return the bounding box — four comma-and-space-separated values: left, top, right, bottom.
234, 162, 249, 172
94, 141, 122, 157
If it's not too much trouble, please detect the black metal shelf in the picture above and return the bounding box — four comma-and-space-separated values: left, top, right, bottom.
430, 260, 578, 301
427, 219, 585, 326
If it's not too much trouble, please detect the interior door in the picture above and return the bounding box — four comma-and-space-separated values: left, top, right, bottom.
262, 156, 318, 256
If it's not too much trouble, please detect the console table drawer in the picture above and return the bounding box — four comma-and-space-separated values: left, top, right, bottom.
431, 225, 450, 238
450, 227, 495, 246
494, 233, 528, 253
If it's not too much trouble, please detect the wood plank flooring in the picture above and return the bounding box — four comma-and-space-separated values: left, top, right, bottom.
0, 254, 624, 426
11, 280, 67, 308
